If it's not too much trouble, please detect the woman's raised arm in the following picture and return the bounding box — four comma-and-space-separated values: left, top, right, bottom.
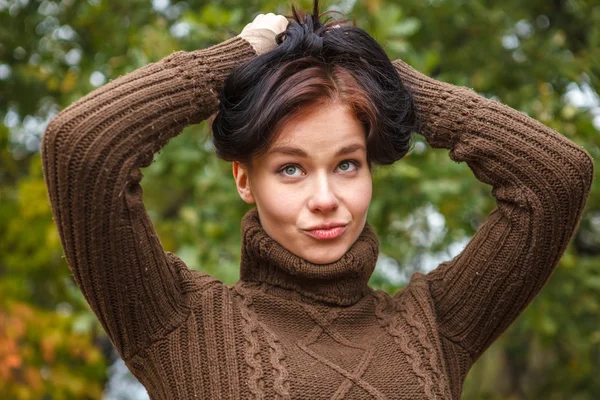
391, 59, 594, 361
40, 36, 256, 360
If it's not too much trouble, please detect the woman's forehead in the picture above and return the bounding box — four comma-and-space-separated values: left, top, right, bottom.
269, 103, 367, 152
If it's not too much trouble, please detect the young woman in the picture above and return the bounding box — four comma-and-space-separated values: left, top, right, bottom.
41, 1, 593, 399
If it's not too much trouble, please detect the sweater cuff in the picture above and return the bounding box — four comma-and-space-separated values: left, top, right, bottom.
392, 59, 481, 149
161, 35, 257, 97
193, 35, 258, 85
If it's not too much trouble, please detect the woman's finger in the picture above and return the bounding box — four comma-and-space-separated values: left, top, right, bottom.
275, 15, 288, 30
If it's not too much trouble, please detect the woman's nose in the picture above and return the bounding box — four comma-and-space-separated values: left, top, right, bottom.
307, 174, 339, 213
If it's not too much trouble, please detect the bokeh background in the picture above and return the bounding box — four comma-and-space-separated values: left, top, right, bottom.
1, 0, 599, 398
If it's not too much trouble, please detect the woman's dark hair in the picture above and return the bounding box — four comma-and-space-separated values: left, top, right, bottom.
211, 0, 418, 166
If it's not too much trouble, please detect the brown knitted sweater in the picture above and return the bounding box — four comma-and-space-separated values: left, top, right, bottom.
41, 36, 594, 399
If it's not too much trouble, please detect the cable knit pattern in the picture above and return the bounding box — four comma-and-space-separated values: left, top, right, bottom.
296, 305, 384, 399
399, 291, 448, 398
40, 35, 594, 399
234, 283, 265, 399
374, 291, 437, 398
260, 322, 290, 399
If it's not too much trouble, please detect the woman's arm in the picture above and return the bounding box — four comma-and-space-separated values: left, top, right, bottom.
391, 59, 594, 361
41, 36, 256, 360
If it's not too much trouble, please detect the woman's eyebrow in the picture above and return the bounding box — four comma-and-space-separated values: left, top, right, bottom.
336, 143, 366, 156
268, 143, 366, 157
268, 146, 308, 157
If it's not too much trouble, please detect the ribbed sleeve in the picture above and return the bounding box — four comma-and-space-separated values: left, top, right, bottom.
391, 59, 594, 360
40, 36, 257, 360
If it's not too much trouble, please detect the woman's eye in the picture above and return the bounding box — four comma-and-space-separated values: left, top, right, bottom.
336, 160, 359, 173
280, 165, 303, 177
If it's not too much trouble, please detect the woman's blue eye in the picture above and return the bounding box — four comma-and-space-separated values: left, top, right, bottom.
281, 165, 302, 177
337, 160, 358, 172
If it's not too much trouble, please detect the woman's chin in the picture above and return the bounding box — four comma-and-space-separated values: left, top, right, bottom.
296, 244, 348, 265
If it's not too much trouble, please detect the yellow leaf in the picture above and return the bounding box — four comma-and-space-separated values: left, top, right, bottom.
59, 70, 79, 93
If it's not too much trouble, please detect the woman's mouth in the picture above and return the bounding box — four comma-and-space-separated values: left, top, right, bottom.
304, 225, 347, 240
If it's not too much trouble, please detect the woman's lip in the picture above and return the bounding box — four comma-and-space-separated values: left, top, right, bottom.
304, 225, 347, 240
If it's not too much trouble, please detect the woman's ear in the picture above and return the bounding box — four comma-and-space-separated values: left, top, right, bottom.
232, 161, 256, 204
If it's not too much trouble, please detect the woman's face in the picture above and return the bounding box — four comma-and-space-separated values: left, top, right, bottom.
233, 102, 373, 264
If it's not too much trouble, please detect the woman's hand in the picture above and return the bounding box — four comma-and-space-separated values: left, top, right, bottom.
239, 13, 289, 55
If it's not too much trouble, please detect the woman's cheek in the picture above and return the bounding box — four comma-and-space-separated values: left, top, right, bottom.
344, 174, 372, 211
262, 179, 303, 219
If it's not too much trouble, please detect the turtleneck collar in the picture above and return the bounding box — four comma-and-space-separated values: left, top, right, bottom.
239, 208, 379, 306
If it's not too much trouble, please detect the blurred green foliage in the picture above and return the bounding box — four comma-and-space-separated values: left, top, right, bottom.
1, 0, 599, 398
